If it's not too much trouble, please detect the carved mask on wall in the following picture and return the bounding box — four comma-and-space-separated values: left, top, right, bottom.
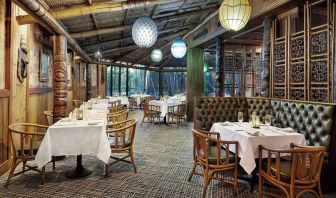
17, 36, 28, 83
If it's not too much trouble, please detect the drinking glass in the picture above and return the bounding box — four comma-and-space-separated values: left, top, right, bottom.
238, 112, 244, 124
265, 114, 271, 129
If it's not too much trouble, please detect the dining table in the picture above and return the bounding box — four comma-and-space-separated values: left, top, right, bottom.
210, 122, 306, 190
106, 96, 129, 106
148, 100, 182, 121
35, 103, 111, 178
130, 94, 150, 105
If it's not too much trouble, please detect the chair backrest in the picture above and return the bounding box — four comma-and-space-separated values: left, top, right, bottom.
128, 97, 137, 106
8, 123, 48, 159
43, 111, 53, 126
109, 104, 125, 114
106, 119, 137, 149
259, 144, 326, 186
144, 104, 160, 115
107, 110, 128, 123
110, 100, 121, 107
192, 129, 238, 166
73, 99, 83, 108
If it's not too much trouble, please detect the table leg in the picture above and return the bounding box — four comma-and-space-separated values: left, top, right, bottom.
65, 155, 93, 178
164, 116, 168, 125
250, 169, 257, 192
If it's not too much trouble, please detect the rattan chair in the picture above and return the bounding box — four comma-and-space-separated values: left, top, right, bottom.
140, 96, 154, 109
6, 123, 55, 187
141, 104, 161, 126
43, 111, 53, 126
188, 129, 239, 198
73, 99, 83, 108
258, 143, 326, 198
107, 110, 128, 123
110, 100, 121, 107
105, 119, 137, 176
167, 103, 187, 125
108, 104, 126, 114
128, 97, 137, 113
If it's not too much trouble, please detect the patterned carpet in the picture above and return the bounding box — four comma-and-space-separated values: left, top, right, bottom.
0, 110, 261, 198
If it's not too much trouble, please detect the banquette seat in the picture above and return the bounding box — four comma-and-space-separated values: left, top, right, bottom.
193, 97, 336, 193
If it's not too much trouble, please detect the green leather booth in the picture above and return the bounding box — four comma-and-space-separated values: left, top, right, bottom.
193, 97, 336, 193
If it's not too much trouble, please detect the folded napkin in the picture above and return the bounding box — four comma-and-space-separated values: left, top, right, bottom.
220, 121, 233, 126
281, 127, 294, 133
246, 130, 259, 136
54, 121, 74, 126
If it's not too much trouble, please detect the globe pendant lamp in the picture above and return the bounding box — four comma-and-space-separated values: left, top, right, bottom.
151, 49, 163, 63
132, 16, 158, 48
171, 39, 187, 58
219, 0, 251, 31
94, 50, 102, 60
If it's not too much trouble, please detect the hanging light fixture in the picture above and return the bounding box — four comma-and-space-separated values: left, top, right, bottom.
94, 50, 102, 60
171, 39, 187, 58
151, 49, 163, 63
132, 16, 158, 48
219, 0, 251, 31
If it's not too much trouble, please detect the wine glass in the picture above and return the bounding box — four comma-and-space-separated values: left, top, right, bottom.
265, 114, 271, 129
238, 112, 244, 124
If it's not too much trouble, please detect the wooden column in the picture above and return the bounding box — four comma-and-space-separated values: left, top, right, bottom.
53, 35, 68, 123
86, 63, 92, 100
159, 71, 163, 97
187, 48, 204, 121
261, 16, 272, 97
215, 37, 224, 96
126, 68, 129, 96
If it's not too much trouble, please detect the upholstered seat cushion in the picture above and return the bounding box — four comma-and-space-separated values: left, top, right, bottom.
199, 146, 235, 164
262, 159, 292, 182
108, 137, 131, 148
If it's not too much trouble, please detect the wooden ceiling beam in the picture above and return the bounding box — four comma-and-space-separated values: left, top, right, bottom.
70, 6, 216, 39
16, 0, 181, 25
12, 0, 92, 62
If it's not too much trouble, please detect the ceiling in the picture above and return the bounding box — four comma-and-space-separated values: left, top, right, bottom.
41, 0, 222, 68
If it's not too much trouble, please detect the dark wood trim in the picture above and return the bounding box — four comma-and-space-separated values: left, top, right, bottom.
0, 89, 10, 98
28, 87, 53, 95
5, 0, 11, 89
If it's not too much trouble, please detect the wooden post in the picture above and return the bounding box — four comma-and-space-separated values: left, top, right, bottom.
215, 37, 223, 96
126, 68, 129, 96
53, 35, 68, 123
159, 71, 163, 97
86, 63, 92, 100
187, 48, 204, 121
261, 16, 273, 97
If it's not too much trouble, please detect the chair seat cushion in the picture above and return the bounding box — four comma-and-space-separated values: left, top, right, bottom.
108, 137, 131, 148
262, 159, 292, 181
204, 146, 235, 164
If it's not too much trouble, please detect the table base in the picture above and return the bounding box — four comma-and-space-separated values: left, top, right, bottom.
65, 155, 93, 179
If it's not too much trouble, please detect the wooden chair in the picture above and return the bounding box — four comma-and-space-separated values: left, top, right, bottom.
128, 97, 137, 113
140, 96, 154, 109
105, 119, 137, 176
6, 123, 55, 187
109, 100, 121, 107
258, 143, 326, 198
107, 110, 128, 123
73, 99, 83, 108
188, 129, 239, 198
167, 103, 187, 125
43, 111, 53, 126
141, 104, 161, 126
108, 104, 126, 114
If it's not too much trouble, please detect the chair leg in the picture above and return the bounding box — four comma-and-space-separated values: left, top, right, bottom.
5, 158, 18, 188
41, 166, 45, 185
258, 175, 263, 198
188, 162, 197, 182
141, 116, 145, 126
317, 180, 323, 198
158, 116, 161, 125
129, 148, 137, 173
104, 163, 108, 177
22, 161, 26, 173
202, 167, 210, 198
234, 166, 238, 194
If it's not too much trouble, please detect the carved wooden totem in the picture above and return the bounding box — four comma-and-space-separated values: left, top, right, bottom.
215, 37, 223, 96
53, 35, 68, 123
261, 16, 272, 97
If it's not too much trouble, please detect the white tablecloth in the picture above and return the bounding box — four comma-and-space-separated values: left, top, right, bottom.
35, 110, 111, 169
107, 96, 129, 106
210, 122, 305, 174
130, 94, 150, 105
149, 100, 182, 117
168, 95, 186, 102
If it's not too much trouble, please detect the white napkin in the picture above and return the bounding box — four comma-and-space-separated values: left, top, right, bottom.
220, 121, 233, 126
246, 129, 259, 136
281, 127, 294, 133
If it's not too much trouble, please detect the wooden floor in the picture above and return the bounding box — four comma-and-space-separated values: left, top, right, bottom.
0, 110, 284, 197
